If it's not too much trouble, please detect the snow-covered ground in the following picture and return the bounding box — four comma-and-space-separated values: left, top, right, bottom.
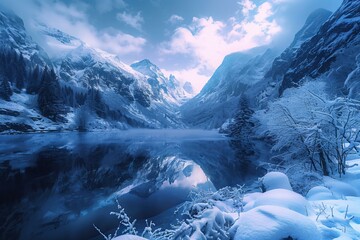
110, 156, 360, 240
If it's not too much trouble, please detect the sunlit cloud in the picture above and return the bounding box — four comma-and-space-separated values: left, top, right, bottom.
161, 1, 281, 92
238, 0, 256, 17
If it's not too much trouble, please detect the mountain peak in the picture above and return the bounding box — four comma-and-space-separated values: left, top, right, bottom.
278, 0, 360, 95
290, 8, 332, 49
131, 59, 163, 79
264, 7, 332, 84
306, 8, 332, 22
131, 59, 157, 68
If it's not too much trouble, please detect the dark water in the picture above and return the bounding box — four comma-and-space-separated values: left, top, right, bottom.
0, 130, 264, 240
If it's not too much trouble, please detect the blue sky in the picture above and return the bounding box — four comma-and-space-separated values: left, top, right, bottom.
1, 0, 342, 92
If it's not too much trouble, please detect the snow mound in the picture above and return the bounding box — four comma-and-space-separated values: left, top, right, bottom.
261, 172, 292, 191
244, 188, 309, 215
324, 177, 359, 197
230, 205, 321, 240
307, 186, 335, 200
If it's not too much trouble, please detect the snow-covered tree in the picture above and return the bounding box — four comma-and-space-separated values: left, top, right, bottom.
257, 81, 360, 176
74, 105, 90, 131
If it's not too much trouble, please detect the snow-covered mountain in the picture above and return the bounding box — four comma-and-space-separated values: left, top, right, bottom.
0, 11, 188, 132
0, 10, 50, 66
181, 47, 278, 129
130, 59, 190, 105
275, 1, 360, 97
264, 9, 332, 95
256, 8, 333, 106
181, 7, 335, 129
39, 24, 188, 128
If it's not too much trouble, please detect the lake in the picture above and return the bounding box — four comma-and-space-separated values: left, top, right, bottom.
0, 129, 264, 240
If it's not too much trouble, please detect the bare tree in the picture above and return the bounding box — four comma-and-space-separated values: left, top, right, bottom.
257, 81, 360, 176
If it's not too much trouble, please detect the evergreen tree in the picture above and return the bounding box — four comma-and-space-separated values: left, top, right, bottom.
14, 53, 26, 90
27, 65, 41, 94
87, 88, 108, 118
38, 67, 68, 122
228, 96, 254, 136
228, 96, 256, 156
0, 77, 13, 101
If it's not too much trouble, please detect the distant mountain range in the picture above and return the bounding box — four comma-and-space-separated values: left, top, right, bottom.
0, 10, 193, 132
1, 0, 359, 133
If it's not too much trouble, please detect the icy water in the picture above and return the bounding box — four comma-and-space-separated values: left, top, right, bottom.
0, 130, 264, 240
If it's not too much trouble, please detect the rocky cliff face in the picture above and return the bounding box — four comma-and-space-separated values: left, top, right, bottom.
277, 1, 360, 96
181, 47, 277, 129
0, 10, 50, 66
265, 9, 332, 88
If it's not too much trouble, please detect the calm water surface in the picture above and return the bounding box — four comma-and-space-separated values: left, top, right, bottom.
0, 129, 264, 240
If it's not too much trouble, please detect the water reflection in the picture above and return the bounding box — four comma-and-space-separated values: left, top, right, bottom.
0, 130, 265, 240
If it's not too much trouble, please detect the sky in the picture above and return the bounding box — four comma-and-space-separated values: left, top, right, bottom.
1, 0, 342, 93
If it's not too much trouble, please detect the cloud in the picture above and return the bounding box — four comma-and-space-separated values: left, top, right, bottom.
168, 14, 184, 24
117, 11, 144, 30
96, 0, 126, 14
100, 30, 146, 54
160, 1, 281, 92
238, 0, 256, 17
0, 0, 146, 57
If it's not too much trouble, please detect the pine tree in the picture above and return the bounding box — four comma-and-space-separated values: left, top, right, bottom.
87, 88, 107, 118
38, 67, 68, 122
0, 77, 13, 101
228, 96, 256, 156
14, 53, 26, 90
27, 65, 41, 94
228, 97, 254, 136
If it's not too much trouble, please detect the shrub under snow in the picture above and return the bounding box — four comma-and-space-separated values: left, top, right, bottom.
260, 171, 292, 191
97, 165, 360, 240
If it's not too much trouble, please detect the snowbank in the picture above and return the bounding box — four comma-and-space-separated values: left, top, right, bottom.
230, 205, 321, 240
108, 162, 360, 240
244, 188, 309, 215
307, 186, 335, 200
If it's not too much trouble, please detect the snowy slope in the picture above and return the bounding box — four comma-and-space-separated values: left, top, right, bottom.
0, 10, 50, 66
257, 8, 332, 106
131, 59, 190, 105
0, 92, 73, 133
265, 9, 332, 87
37, 24, 185, 129
181, 47, 277, 129
0, 12, 189, 132
276, 1, 360, 96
